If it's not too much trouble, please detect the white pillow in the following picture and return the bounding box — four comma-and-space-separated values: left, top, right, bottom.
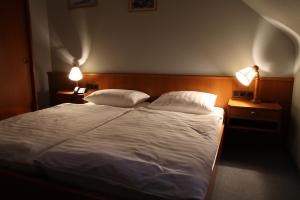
148, 91, 217, 114
84, 89, 150, 107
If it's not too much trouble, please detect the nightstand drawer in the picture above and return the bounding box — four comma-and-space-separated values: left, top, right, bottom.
229, 107, 280, 121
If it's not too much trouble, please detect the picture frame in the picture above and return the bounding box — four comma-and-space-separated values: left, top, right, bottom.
128, 0, 157, 12
69, 0, 97, 9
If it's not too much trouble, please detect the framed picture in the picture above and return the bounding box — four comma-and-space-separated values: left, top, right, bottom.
128, 0, 157, 12
69, 0, 97, 9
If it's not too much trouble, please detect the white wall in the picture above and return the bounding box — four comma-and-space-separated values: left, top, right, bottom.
46, 0, 295, 77
30, 0, 52, 108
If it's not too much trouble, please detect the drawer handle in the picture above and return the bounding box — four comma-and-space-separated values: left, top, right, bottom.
250, 111, 256, 115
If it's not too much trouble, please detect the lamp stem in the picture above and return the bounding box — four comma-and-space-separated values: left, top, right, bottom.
252, 67, 260, 103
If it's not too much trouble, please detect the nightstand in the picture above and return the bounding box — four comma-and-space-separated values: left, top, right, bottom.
227, 99, 282, 134
54, 91, 85, 105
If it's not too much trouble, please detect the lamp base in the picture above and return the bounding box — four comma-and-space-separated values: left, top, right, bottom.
252, 98, 261, 104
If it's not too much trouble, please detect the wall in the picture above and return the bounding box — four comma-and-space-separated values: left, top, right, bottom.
243, 0, 300, 170
291, 70, 300, 169
46, 0, 295, 77
30, 0, 52, 108
33, 0, 299, 167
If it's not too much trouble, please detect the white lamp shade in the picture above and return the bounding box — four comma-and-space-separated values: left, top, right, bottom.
68, 66, 83, 81
235, 67, 257, 86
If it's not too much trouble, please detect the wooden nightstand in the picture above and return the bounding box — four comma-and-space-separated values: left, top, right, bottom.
54, 91, 85, 105
227, 99, 282, 134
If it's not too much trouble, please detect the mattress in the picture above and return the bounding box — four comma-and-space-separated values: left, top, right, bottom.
35, 107, 224, 200
0, 103, 131, 172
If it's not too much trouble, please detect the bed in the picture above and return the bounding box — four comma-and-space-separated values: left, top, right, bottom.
34, 105, 224, 200
0, 74, 229, 200
0, 104, 223, 200
0, 103, 131, 172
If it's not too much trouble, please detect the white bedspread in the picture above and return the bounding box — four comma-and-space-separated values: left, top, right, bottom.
0, 103, 131, 165
36, 107, 223, 200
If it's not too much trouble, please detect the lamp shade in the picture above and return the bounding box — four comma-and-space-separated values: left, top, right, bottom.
68, 66, 83, 81
235, 66, 257, 86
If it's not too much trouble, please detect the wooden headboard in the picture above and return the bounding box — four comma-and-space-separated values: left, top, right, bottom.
48, 72, 294, 130
48, 72, 293, 108
48, 72, 294, 134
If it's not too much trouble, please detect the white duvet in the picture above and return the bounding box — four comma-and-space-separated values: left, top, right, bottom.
35, 107, 223, 200
0, 103, 131, 164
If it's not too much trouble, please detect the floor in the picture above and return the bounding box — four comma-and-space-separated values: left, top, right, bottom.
211, 138, 300, 200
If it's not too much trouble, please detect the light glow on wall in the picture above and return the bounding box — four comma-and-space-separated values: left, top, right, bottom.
264, 17, 300, 74
72, 10, 91, 66
49, 9, 91, 69
252, 18, 296, 76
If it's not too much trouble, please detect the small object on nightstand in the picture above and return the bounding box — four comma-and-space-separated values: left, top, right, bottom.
55, 90, 85, 105
232, 90, 253, 100
77, 87, 86, 94
227, 99, 282, 134
73, 86, 87, 94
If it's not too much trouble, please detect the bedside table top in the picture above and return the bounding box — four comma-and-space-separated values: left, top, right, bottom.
228, 99, 282, 111
57, 91, 74, 95
57, 91, 84, 96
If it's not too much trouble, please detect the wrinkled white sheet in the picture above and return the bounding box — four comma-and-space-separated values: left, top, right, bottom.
0, 103, 131, 164
36, 107, 223, 200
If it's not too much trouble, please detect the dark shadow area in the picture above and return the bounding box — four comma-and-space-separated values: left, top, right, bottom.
211, 135, 300, 200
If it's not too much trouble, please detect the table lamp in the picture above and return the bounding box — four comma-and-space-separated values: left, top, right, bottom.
68, 60, 83, 86
235, 65, 260, 103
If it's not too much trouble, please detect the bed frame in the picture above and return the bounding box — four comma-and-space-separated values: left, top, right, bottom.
0, 73, 293, 200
